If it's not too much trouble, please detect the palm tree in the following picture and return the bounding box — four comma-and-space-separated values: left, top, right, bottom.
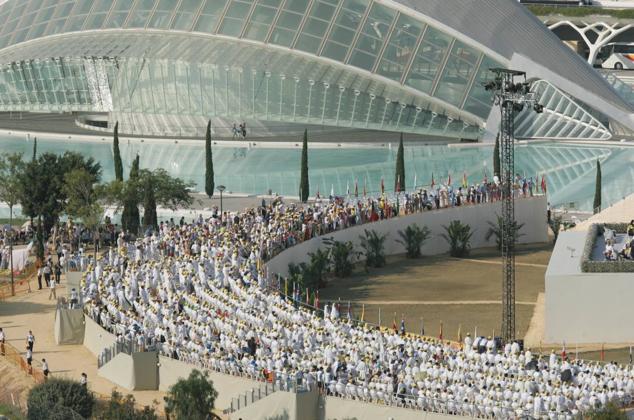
359, 229, 389, 268
323, 238, 357, 277
441, 220, 474, 257
485, 215, 525, 250
396, 224, 431, 258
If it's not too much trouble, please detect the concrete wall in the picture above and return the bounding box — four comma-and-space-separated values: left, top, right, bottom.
65, 272, 82, 294
54, 308, 85, 345
158, 356, 262, 410
545, 231, 634, 344
267, 196, 548, 276
132, 351, 159, 390
320, 396, 469, 420
83, 315, 116, 356
98, 353, 135, 390
230, 390, 298, 420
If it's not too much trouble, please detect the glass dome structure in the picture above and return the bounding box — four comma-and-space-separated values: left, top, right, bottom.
0, 0, 630, 140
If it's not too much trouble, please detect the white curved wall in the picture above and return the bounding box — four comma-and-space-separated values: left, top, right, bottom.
266, 196, 548, 277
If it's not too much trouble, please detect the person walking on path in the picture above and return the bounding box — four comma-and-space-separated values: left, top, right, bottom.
80, 372, 87, 387
42, 359, 49, 378
43, 263, 51, 287
26, 330, 34, 351
0, 327, 5, 356
48, 278, 56, 301
25, 346, 32, 373
54, 262, 61, 284
37, 266, 43, 289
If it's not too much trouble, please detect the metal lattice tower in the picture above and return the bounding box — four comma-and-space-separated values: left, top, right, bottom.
485, 69, 543, 343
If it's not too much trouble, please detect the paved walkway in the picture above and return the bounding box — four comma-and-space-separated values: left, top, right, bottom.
0, 275, 166, 410
324, 300, 537, 305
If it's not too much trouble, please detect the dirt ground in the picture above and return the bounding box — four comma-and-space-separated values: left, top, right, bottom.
320, 243, 553, 342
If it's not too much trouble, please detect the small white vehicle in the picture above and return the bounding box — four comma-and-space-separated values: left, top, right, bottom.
597, 43, 634, 70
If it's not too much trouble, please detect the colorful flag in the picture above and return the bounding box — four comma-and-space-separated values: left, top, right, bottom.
316, 186, 320, 200
541, 175, 547, 193
392, 312, 397, 331
354, 179, 358, 198
346, 181, 350, 196
462, 172, 468, 188
561, 341, 567, 361
458, 324, 462, 344
314, 290, 320, 310
600, 343, 605, 361
447, 173, 452, 187
363, 178, 367, 197
330, 184, 334, 197
380, 177, 385, 194
347, 301, 351, 320
439, 321, 443, 341
306, 287, 310, 306
431, 173, 435, 189
629, 346, 632, 365
413, 173, 417, 190
400, 316, 406, 335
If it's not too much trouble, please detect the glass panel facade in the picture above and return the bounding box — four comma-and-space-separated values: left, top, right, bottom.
434, 40, 480, 107
244, 0, 281, 41
127, 0, 157, 28
270, 0, 310, 48
463, 56, 499, 119
322, 0, 368, 61
148, 0, 176, 29
218, 0, 254, 37
348, 3, 395, 71
172, 0, 201, 31
404, 27, 451, 94
194, 0, 229, 33
376, 14, 423, 82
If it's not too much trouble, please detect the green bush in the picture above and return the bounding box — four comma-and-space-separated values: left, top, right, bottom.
359, 229, 388, 268
96, 390, 158, 420
441, 220, 474, 258
485, 215, 525, 251
586, 401, 627, 420
27, 378, 94, 420
164, 370, 218, 420
397, 224, 431, 258
527, 4, 634, 19
0, 403, 25, 420
323, 238, 357, 278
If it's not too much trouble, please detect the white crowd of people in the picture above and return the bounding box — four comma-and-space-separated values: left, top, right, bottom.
79, 192, 632, 419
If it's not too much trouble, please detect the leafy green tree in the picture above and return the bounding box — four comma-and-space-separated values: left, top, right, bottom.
441, 220, 474, 257
359, 229, 388, 268
593, 159, 602, 214
204, 120, 214, 198
308, 248, 330, 288
299, 129, 309, 202
63, 168, 104, 259
396, 224, 431, 258
139, 168, 194, 231
485, 215, 525, 251
19, 152, 101, 259
121, 155, 141, 235
113, 121, 123, 182
0, 152, 25, 294
394, 133, 405, 192
27, 378, 95, 420
493, 135, 500, 177
97, 390, 158, 420
164, 370, 218, 420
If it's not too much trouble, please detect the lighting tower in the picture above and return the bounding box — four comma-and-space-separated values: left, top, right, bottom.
484, 69, 543, 343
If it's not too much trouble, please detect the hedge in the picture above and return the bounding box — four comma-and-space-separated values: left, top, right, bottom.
580, 223, 634, 273
527, 5, 634, 19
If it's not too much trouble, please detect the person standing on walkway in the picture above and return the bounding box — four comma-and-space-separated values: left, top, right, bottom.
42, 358, 49, 378
43, 263, 51, 287
25, 346, 32, 372
54, 262, 61, 284
37, 266, 43, 289
26, 330, 34, 351
48, 278, 56, 301
0, 327, 5, 356
80, 372, 87, 387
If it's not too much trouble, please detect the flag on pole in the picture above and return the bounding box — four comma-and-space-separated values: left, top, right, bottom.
285, 278, 288, 298
420, 317, 425, 336
347, 301, 351, 320
462, 172, 468, 188
541, 175, 547, 193
378, 307, 381, 327
330, 184, 334, 197
316, 186, 320, 200
413, 172, 417, 190
380, 177, 385, 194
561, 342, 567, 361
396, 175, 401, 193
292, 282, 296, 301
354, 179, 358, 198
629, 346, 632, 365
400, 316, 406, 335
392, 312, 397, 331
360, 304, 365, 322
306, 287, 310, 306
600, 343, 605, 361
363, 178, 367, 197
346, 181, 350, 196
439, 321, 443, 341
314, 290, 320, 310
431, 173, 435, 189
447, 173, 452, 187
458, 324, 462, 344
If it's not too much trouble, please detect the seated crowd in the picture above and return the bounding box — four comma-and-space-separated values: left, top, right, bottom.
602, 221, 634, 261
78, 191, 630, 419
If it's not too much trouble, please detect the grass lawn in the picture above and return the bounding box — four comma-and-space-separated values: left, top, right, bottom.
0, 403, 25, 420
320, 243, 552, 342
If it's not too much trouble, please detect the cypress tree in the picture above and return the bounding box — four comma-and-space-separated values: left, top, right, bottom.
394, 133, 405, 192
205, 120, 214, 198
493, 135, 500, 177
593, 159, 602, 214
143, 176, 158, 230
113, 121, 123, 182
32, 137, 37, 161
122, 154, 140, 235
299, 129, 309, 202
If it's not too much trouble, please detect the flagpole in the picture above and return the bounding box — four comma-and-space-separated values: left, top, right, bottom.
378, 307, 381, 327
